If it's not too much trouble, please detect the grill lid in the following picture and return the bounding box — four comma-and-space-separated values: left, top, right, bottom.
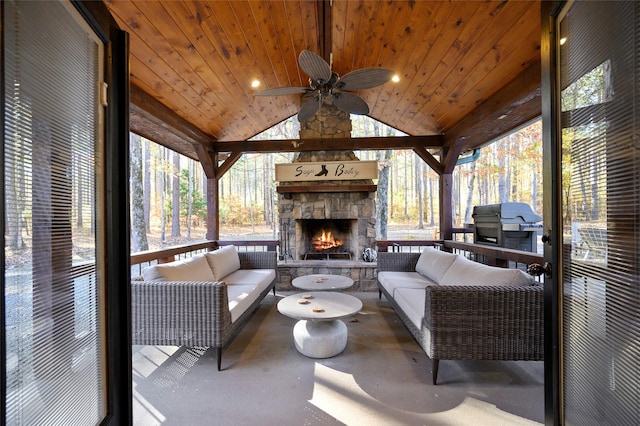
472, 202, 542, 223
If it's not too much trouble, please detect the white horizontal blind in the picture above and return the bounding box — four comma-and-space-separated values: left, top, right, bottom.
3, 1, 106, 424
559, 1, 639, 424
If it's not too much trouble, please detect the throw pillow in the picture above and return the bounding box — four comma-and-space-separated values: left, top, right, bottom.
205, 245, 241, 280
415, 247, 458, 283
142, 254, 216, 282
439, 255, 534, 286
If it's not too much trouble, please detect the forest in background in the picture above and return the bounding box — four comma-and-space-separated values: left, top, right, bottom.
129, 117, 543, 252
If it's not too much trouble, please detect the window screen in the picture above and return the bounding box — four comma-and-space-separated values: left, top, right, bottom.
3, 1, 106, 424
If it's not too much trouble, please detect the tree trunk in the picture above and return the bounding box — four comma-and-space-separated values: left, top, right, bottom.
160, 148, 167, 242
416, 155, 424, 229
5, 132, 26, 250
171, 151, 181, 237
144, 139, 151, 232
187, 161, 193, 238
130, 133, 149, 251
403, 152, 408, 220
590, 154, 599, 220
376, 150, 392, 239
498, 147, 508, 203
463, 161, 477, 224
429, 176, 435, 227
76, 153, 83, 228
245, 158, 255, 231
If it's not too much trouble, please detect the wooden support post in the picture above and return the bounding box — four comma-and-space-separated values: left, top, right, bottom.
440, 174, 453, 241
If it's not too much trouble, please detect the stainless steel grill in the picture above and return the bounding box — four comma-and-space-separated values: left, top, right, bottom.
472, 202, 542, 252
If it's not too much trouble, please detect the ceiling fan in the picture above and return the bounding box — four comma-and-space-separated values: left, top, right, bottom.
255, 50, 394, 122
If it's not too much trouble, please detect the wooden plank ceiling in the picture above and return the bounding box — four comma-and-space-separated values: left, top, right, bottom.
104, 0, 541, 161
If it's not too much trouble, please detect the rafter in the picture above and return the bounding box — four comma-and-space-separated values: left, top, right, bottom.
212, 135, 443, 154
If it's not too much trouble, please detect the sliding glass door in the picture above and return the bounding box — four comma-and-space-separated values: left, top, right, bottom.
544, 1, 639, 424
3, 1, 108, 423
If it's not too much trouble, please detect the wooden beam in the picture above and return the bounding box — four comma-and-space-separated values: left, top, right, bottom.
445, 61, 542, 153
194, 144, 216, 179
440, 174, 453, 241
442, 137, 467, 174
276, 184, 377, 193
413, 146, 444, 175
217, 152, 242, 178
317, 0, 332, 62
213, 135, 443, 153
129, 84, 216, 158
206, 177, 219, 240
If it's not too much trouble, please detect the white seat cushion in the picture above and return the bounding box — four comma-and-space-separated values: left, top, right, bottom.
393, 288, 426, 330
378, 271, 435, 298
414, 247, 458, 284
226, 284, 267, 323
222, 269, 276, 289
440, 255, 534, 286
205, 245, 241, 281
142, 254, 215, 282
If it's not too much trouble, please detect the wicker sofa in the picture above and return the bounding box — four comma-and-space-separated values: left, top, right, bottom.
132, 245, 277, 370
377, 247, 543, 384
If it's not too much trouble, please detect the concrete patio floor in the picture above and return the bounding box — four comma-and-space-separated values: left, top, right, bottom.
132, 292, 544, 426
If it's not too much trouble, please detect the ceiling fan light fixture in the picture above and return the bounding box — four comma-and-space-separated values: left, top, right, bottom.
256, 50, 393, 121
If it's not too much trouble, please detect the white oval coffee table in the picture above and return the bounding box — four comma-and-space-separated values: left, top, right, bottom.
292, 274, 354, 291
277, 291, 362, 358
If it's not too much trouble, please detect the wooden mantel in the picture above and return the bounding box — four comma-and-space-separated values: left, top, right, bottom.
276, 184, 377, 194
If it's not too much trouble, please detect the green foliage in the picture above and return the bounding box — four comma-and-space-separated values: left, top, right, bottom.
179, 169, 206, 221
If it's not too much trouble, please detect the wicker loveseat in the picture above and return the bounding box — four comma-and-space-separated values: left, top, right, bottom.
132, 245, 277, 370
377, 247, 543, 384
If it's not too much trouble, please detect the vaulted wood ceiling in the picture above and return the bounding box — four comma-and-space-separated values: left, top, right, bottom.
104, 0, 541, 161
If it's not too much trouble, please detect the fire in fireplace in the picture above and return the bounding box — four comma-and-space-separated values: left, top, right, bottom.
312, 229, 343, 252
297, 219, 357, 260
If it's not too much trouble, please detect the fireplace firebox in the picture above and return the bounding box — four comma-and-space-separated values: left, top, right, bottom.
297, 219, 357, 260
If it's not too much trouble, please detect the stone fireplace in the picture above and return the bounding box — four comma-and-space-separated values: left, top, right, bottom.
277, 99, 376, 262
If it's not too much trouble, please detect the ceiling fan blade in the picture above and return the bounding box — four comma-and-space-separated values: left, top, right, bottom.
297, 95, 321, 122
298, 50, 331, 84
338, 68, 394, 91
332, 91, 369, 115
255, 86, 309, 96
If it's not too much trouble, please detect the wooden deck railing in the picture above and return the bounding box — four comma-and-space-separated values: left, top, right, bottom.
376, 239, 544, 281
130, 240, 279, 277
129, 238, 543, 281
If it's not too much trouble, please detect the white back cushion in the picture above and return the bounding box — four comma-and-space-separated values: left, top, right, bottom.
205, 245, 241, 280
439, 255, 533, 287
142, 254, 215, 282
414, 247, 458, 284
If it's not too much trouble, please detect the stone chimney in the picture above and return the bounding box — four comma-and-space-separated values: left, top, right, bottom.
277, 98, 377, 262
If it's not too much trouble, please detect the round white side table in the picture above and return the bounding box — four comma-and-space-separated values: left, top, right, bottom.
292, 274, 354, 291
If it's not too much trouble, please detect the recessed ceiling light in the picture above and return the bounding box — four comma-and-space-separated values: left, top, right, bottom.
251, 79, 261, 88
559, 37, 567, 45
392, 75, 400, 83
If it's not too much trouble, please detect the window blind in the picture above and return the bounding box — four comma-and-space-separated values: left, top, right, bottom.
3, 1, 106, 424
559, 1, 639, 424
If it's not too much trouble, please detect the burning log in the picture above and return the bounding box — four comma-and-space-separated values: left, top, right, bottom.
311, 229, 343, 252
